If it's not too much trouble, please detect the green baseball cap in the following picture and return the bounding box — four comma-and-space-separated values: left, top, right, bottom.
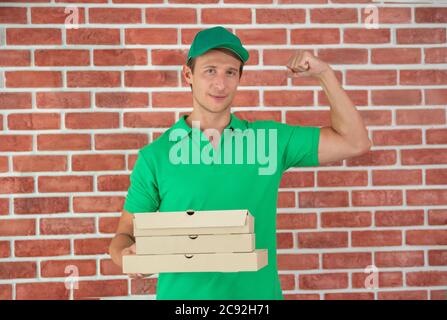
187, 26, 249, 64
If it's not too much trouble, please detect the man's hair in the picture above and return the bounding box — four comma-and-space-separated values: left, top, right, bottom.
186, 48, 245, 91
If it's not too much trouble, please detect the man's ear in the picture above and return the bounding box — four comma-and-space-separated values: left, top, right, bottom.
183, 65, 192, 85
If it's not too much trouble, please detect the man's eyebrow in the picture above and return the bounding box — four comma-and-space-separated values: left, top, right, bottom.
202, 65, 239, 71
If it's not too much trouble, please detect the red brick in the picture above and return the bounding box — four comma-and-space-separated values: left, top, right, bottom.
397, 28, 446, 44
146, 8, 196, 24
352, 190, 403, 206
291, 28, 340, 44
352, 230, 402, 247
36, 92, 91, 109
298, 232, 348, 248
372, 89, 422, 105
123, 111, 175, 128
94, 49, 147, 66
5, 71, 62, 88
124, 70, 177, 87
125, 28, 177, 45
407, 271, 447, 287
72, 154, 125, 171
0, 219, 35, 236
277, 254, 319, 270
353, 272, 403, 288
31, 7, 86, 24
130, 277, 157, 296
428, 209, 447, 225
279, 274, 295, 291
37, 134, 91, 151
325, 292, 374, 300
321, 211, 371, 228
277, 213, 317, 230
346, 70, 397, 86
425, 48, 447, 64
100, 259, 123, 276
0, 199, 9, 215
361, 7, 411, 24
202, 9, 251, 24
14, 197, 69, 215
408, 188, 447, 205
7, 28, 61, 45
97, 175, 129, 192
430, 290, 447, 300
0, 285, 12, 300
96, 92, 148, 108
317, 170, 368, 187
277, 231, 293, 248
284, 293, 320, 300
0, 7, 27, 23
323, 252, 372, 269
429, 250, 447, 266
237, 28, 287, 45
40, 217, 95, 235
74, 238, 112, 255
375, 210, 424, 227
67, 28, 120, 45
35, 49, 89, 66
0, 262, 36, 279
98, 217, 119, 234
299, 191, 349, 208
317, 48, 367, 64
344, 28, 390, 44
67, 71, 121, 88
15, 239, 70, 257
0, 241, 10, 258
8, 113, 60, 130
16, 282, 69, 300
426, 131, 447, 145
0, 50, 30, 66
264, 90, 314, 107
89, 8, 141, 23
38, 175, 92, 193
426, 89, 447, 106
310, 8, 357, 23
65, 112, 119, 129
299, 273, 348, 290
13, 155, 67, 172
372, 48, 421, 64
378, 290, 428, 300
41, 259, 96, 277
0, 157, 7, 173
74, 280, 127, 299
375, 250, 424, 267
0, 177, 34, 194
0, 92, 31, 109
400, 70, 447, 85
73, 196, 125, 213
406, 230, 447, 245
397, 110, 445, 126
256, 9, 305, 24
277, 191, 295, 208
95, 133, 148, 150
415, 8, 447, 23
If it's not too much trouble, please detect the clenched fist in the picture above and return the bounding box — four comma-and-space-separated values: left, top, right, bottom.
286, 50, 332, 80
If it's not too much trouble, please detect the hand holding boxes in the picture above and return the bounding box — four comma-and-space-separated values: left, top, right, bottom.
122, 209, 268, 274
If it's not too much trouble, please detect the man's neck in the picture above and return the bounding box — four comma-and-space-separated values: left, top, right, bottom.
185, 109, 231, 135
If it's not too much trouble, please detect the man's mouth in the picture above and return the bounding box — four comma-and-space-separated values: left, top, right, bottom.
210, 94, 227, 101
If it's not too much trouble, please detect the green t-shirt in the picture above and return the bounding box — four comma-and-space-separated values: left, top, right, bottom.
123, 112, 320, 300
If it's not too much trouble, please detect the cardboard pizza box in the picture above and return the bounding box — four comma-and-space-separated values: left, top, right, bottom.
136, 233, 256, 255
133, 209, 254, 237
123, 249, 268, 274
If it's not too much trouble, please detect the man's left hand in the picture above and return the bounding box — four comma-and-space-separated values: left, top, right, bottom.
286, 50, 332, 80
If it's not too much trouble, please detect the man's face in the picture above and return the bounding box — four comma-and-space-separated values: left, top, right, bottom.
183, 48, 241, 114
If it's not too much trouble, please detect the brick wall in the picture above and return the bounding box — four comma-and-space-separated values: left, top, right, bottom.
0, 1, 446, 300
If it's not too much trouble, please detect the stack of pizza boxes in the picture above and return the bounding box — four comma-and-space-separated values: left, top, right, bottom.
122, 209, 268, 274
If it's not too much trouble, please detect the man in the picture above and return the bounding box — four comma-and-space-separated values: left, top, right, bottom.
109, 26, 372, 300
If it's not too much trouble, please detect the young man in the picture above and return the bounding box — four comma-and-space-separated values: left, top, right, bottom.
109, 26, 372, 300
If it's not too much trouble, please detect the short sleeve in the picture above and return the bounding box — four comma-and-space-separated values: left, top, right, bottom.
123, 150, 160, 214
278, 122, 321, 171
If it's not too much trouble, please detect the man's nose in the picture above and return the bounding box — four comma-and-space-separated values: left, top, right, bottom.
212, 73, 226, 90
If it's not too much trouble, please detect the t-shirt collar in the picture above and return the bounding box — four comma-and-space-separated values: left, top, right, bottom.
171, 112, 246, 140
